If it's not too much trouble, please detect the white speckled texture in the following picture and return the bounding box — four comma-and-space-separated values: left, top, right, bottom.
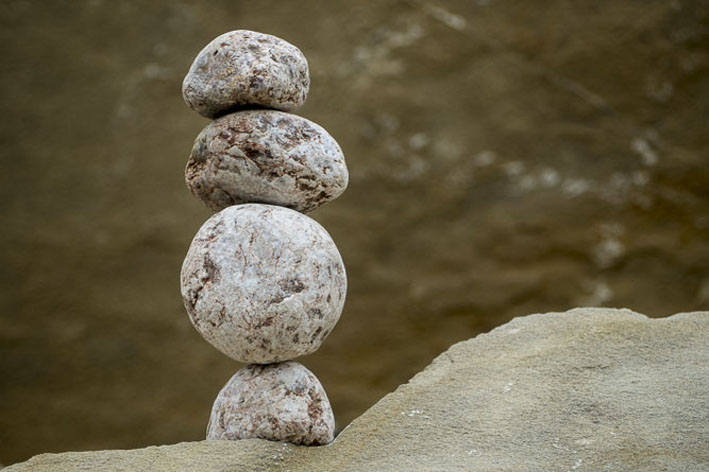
186, 110, 348, 213
180, 204, 347, 363
182, 30, 309, 118
207, 362, 335, 446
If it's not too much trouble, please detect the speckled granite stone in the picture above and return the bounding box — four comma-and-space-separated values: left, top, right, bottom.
186, 110, 348, 213
182, 30, 309, 118
180, 204, 347, 364
207, 362, 335, 445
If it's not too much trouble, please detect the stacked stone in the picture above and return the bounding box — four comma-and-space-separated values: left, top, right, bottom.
179, 30, 348, 446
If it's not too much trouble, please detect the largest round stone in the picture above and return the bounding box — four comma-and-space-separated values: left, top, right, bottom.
180, 204, 347, 363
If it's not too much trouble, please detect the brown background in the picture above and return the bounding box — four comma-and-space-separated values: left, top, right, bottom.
1, 0, 708, 466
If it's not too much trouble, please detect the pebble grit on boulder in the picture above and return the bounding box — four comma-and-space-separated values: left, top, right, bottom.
7, 308, 708, 471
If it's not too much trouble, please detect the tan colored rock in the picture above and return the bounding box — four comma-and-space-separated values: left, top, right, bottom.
7, 308, 709, 471
5, 3, 709, 460
207, 362, 334, 445
180, 204, 346, 364
182, 30, 309, 118
186, 110, 348, 213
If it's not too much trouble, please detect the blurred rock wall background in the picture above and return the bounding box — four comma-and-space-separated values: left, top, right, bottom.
1, 0, 707, 465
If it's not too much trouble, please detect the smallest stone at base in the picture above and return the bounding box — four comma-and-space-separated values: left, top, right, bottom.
207, 361, 335, 446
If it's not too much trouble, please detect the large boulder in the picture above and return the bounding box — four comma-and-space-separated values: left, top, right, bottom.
6, 308, 708, 471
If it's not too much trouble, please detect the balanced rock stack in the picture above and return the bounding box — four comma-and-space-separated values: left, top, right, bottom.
179, 30, 348, 446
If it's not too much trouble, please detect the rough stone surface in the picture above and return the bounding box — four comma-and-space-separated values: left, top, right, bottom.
180, 204, 346, 364
186, 110, 348, 213
207, 362, 334, 446
182, 30, 309, 118
7, 308, 708, 471
4, 3, 709, 462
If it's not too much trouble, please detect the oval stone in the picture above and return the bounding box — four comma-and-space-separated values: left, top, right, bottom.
180, 204, 347, 364
207, 362, 335, 446
182, 30, 309, 118
185, 110, 348, 213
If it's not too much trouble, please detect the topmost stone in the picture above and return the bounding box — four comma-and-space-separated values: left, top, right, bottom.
182, 30, 310, 119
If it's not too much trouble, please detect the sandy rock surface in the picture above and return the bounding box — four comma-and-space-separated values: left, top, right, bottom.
8, 308, 708, 471
186, 110, 348, 213
182, 30, 309, 118
180, 204, 347, 364
207, 362, 334, 445
5, 2, 709, 462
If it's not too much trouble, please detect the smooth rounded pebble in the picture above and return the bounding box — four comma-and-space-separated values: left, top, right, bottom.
207, 362, 335, 445
186, 110, 348, 213
180, 204, 347, 364
182, 30, 309, 118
